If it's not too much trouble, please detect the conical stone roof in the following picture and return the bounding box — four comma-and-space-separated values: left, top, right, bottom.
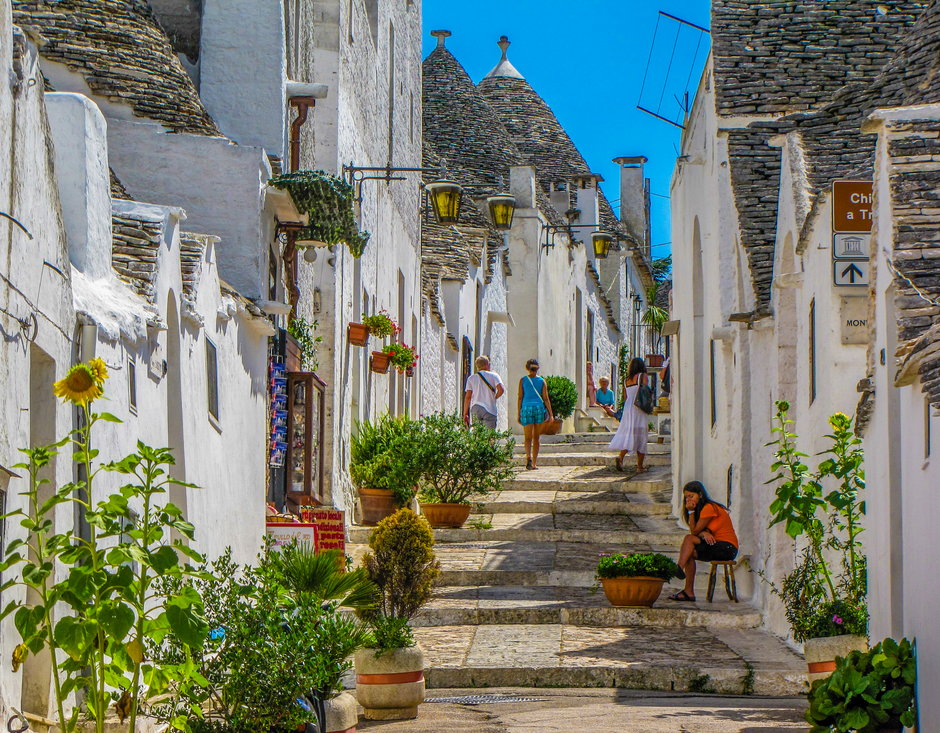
13, 0, 220, 136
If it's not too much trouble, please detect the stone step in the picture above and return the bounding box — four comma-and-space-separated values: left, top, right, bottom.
512, 452, 670, 468
416, 624, 806, 696
513, 441, 671, 455
529, 432, 671, 445
347, 524, 684, 546
505, 466, 672, 494
415, 585, 762, 629
479, 490, 673, 516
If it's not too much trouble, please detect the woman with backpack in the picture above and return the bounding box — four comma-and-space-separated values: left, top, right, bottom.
517, 358, 554, 471
608, 357, 651, 473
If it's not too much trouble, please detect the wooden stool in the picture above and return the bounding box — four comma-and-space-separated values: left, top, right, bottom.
706, 561, 738, 603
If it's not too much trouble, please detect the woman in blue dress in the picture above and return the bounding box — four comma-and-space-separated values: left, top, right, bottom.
517, 358, 554, 470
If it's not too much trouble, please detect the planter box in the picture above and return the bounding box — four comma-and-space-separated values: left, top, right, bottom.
540, 417, 563, 435
600, 576, 666, 607
348, 322, 370, 347
420, 502, 471, 528
325, 691, 358, 733
355, 645, 425, 720
804, 634, 868, 683
359, 488, 396, 525
645, 354, 665, 368
370, 351, 391, 374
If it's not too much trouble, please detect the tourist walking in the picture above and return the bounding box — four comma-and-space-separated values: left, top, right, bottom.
670, 480, 739, 602
463, 355, 505, 429
608, 357, 649, 472
517, 358, 553, 470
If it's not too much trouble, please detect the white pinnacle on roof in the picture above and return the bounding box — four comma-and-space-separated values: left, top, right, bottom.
484, 36, 524, 80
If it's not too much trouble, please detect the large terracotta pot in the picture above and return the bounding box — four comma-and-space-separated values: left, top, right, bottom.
804, 634, 868, 683
645, 354, 665, 368
348, 322, 370, 347
359, 488, 396, 525
355, 645, 425, 720
601, 576, 666, 607
421, 502, 471, 528
540, 417, 563, 435
370, 351, 391, 374
324, 691, 358, 733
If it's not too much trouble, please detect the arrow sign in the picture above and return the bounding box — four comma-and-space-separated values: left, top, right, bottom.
833, 260, 870, 287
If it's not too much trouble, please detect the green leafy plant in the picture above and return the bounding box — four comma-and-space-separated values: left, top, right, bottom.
382, 342, 419, 373
269, 170, 370, 257
415, 413, 515, 505
270, 545, 378, 612
350, 414, 423, 506
361, 310, 398, 338
616, 344, 630, 410
596, 552, 683, 581
545, 375, 578, 420
651, 255, 672, 282
360, 509, 440, 650
288, 316, 322, 371
152, 548, 374, 731
368, 614, 415, 652
0, 359, 208, 733
642, 282, 670, 343
763, 403, 868, 642
806, 637, 917, 732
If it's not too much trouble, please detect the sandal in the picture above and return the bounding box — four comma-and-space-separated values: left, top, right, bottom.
668, 590, 696, 602
526, 460, 534, 470
615, 456, 623, 472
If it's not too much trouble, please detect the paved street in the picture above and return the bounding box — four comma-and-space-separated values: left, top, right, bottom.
358, 688, 807, 732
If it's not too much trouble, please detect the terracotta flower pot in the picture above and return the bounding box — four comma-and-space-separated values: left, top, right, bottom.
804, 633, 868, 683
540, 417, 563, 435
359, 488, 396, 525
370, 351, 391, 374
601, 576, 666, 607
348, 322, 370, 347
355, 645, 425, 720
645, 354, 665, 368
324, 691, 358, 733
405, 365, 414, 377
420, 502, 471, 528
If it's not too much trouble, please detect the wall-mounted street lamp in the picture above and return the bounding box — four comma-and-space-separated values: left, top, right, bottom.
632, 292, 643, 313
591, 231, 614, 259
343, 162, 468, 226
425, 180, 463, 223
486, 193, 516, 231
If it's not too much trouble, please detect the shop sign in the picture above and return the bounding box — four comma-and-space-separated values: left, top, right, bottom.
832, 181, 873, 233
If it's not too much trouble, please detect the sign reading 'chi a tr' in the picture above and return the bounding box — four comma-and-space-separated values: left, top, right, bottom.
831, 180, 872, 288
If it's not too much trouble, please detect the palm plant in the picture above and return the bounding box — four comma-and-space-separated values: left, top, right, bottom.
272, 546, 379, 612
641, 282, 669, 353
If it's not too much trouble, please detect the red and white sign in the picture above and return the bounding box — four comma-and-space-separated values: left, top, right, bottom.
266, 522, 319, 550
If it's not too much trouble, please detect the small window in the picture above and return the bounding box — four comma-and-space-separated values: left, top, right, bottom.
809, 299, 817, 404
709, 339, 717, 427
726, 464, 734, 507
206, 338, 219, 421
128, 358, 137, 414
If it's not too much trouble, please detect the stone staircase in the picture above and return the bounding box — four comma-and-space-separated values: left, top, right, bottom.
348, 432, 806, 696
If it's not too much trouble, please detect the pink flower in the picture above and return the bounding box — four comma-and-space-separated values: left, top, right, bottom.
833, 615, 844, 625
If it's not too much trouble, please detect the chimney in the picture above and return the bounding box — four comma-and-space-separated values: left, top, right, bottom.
572, 174, 602, 232
45, 93, 113, 280
613, 156, 650, 253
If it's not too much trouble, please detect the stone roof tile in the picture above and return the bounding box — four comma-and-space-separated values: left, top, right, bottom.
13, 0, 220, 135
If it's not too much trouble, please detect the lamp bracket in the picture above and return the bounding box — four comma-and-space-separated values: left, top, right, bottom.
539, 222, 599, 254
343, 162, 446, 203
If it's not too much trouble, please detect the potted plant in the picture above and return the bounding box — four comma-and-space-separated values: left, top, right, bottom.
348, 321, 371, 347
362, 310, 399, 338
764, 404, 869, 680
288, 315, 322, 371
383, 342, 419, 374
415, 413, 515, 528
642, 282, 669, 367
543, 375, 577, 435
357, 509, 440, 720
596, 552, 683, 607
806, 637, 917, 733
351, 414, 423, 524
370, 350, 392, 373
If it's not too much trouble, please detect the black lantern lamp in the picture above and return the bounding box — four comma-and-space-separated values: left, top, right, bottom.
425, 180, 463, 224
486, 193, 516, 231
632, 292, 642, 313
591, 231, 613, 259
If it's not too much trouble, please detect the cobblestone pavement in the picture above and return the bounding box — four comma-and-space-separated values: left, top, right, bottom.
357, 688, 808, 732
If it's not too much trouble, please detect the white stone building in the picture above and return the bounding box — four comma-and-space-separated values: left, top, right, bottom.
670, 0, 928, 640
420, 34, 657, 431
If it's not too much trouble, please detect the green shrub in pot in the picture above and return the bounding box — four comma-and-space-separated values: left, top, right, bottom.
596, 552, 683, 581
414, 413, 515, 505
545, 375, 578, 420
806, 637, 917, 732
350, 414, 423, 507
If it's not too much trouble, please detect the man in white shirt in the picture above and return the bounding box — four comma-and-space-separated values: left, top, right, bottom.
463, 355, 505, 429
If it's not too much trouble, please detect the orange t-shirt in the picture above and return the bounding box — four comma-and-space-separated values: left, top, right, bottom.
699, 503, 738, 547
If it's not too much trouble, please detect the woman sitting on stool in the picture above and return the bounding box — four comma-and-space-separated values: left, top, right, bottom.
669, 480, 738, 602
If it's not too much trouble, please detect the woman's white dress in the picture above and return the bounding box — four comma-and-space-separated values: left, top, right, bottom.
608, 384, 649, 453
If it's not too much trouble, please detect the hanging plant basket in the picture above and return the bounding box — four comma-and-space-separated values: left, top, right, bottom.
405, 366, 414, 377
269, 170, 371, 258
370, 351, 391, 374
348, 322, 370, 347
382, 343, 419, 374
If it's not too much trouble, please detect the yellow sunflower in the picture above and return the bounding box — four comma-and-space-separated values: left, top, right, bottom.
87, 357, 109, 384
53, 364, 103, 406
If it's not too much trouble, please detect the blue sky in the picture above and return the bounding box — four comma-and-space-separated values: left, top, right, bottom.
422, 0, 711, 258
